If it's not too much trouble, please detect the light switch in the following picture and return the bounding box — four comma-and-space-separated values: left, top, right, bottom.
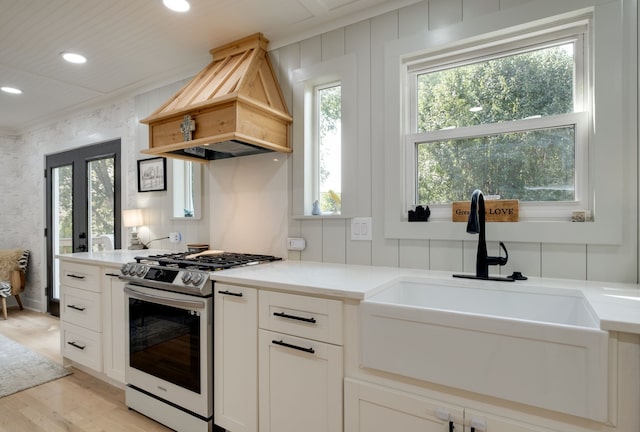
351, 217, 372, 241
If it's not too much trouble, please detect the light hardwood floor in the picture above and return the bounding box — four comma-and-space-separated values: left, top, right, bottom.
0, 309, 172, 432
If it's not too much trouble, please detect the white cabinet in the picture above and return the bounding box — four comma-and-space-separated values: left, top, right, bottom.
59, 259, 127, 384
103, 266, 126, 383
60, 261, 103, 371
345, 379, 562, 432
214, 283, 258, 432
258, 291, 343, 432
464, 409, 558, 432
345, 378, 464, 432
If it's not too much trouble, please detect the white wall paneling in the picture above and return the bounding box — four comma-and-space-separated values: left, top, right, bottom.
371, 11, 401, 267
301, 219, 324, 262
399, 239, 429, 269
428, 0, 462, 30
541, 244, 587, 280
501, 242, 542, 279
463, 0, 500, 19
398, 2, 429, 38
429, 240, 463, 272
345, 19, 373, 266
323, 219, 347, 263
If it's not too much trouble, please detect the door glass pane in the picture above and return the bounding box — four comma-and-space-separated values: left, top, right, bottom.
88, 157, 115, 251
52, 165, 73, 300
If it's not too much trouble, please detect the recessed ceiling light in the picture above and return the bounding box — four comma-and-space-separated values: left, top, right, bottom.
163, 0, 190, 12
61, 52, 87, 64
1, 86, 22, 94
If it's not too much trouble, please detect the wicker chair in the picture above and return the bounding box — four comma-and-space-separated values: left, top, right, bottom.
0, 249, 30, 320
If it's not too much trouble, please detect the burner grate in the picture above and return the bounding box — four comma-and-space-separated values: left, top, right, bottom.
136, 252, 281, 271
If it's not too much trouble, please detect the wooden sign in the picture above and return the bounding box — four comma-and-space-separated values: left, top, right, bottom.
452, 199, 519, 222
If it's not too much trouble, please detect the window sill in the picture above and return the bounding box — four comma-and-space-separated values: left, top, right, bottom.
385, 219, 621, 245
292, 214, 352, 220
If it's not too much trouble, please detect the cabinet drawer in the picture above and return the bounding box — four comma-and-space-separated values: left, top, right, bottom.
60, 262, 101, 292
259, 291, 343, 345
61, 286, 102, 331
60, 321, 103, 371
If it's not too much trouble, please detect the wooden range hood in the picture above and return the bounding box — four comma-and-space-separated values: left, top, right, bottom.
140, 33, 292, 162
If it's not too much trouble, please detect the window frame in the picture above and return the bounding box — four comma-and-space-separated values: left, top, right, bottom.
383, 5, 625, 245
292, 54, 357, 219
404, 27, 589, 221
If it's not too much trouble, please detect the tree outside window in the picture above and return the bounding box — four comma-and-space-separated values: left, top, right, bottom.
414, 42, 578, 205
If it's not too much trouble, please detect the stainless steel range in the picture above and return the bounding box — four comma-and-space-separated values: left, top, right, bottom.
120, 251, 281, 432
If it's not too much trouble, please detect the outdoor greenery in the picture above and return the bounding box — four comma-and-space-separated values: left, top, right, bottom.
56, 158, 115, 252
318, 84, 342, 213
415, 43, 576, 204
89, 158, 115, 245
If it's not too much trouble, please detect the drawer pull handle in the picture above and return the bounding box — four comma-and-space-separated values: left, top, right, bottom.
67, 274, 86, 280
67, 304, 86, 312
67, 341, 86, 350
273, 311, 316, 324
272, 339, 315, 354
105, 272, 120, 277
218, 290, 243, 297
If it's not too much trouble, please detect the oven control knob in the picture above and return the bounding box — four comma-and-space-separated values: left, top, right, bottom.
121, 263, 131, 275
135, 265, 146, 277
190, 273, 204, 285
181, 272, 193, 284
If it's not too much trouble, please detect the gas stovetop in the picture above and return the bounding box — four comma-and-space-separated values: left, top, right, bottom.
120, 251, 281, 297
135, 251, 282, 271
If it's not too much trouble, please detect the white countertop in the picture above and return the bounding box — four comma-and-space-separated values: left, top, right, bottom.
56, 249, 174, 266
57, 251, 640, 334
213, 260, 640, 334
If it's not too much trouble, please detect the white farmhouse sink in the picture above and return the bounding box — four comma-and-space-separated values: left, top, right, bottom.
360, 278, 610, 422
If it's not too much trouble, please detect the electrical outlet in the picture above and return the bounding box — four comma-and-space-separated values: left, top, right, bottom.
169, 232, 182, 243
287, 237, 306, 251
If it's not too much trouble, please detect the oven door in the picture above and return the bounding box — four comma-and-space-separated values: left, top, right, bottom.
124, 284, 212, 418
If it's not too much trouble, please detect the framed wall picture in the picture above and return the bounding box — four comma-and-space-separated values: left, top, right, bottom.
137, 157, 167, 192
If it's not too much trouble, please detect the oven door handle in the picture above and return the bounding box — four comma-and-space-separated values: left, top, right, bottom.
124, 286, 206, 310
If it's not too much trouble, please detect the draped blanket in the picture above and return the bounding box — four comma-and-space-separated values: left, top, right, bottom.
0, 249, 30, 298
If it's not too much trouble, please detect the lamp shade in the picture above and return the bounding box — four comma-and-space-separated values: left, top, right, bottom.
122, 209, 144, 228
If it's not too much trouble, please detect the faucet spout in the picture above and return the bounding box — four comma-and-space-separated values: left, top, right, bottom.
454, 189, 511, 281
470, 190, 490, 277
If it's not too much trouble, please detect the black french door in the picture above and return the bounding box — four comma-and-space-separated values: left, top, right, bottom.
45, 139, 122, 316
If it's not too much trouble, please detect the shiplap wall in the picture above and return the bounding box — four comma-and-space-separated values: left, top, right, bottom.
271, 0, 639, 283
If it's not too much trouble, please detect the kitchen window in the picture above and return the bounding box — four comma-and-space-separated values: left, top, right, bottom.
384, 7, 626, 245
315, 82, 342, 214
292, 54, 356, 218
404, 24, 589, 220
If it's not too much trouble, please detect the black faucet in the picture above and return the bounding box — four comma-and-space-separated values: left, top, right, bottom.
454, 189, 512, 281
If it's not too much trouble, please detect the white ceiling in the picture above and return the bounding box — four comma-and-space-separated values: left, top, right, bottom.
0, 0, 420, 136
